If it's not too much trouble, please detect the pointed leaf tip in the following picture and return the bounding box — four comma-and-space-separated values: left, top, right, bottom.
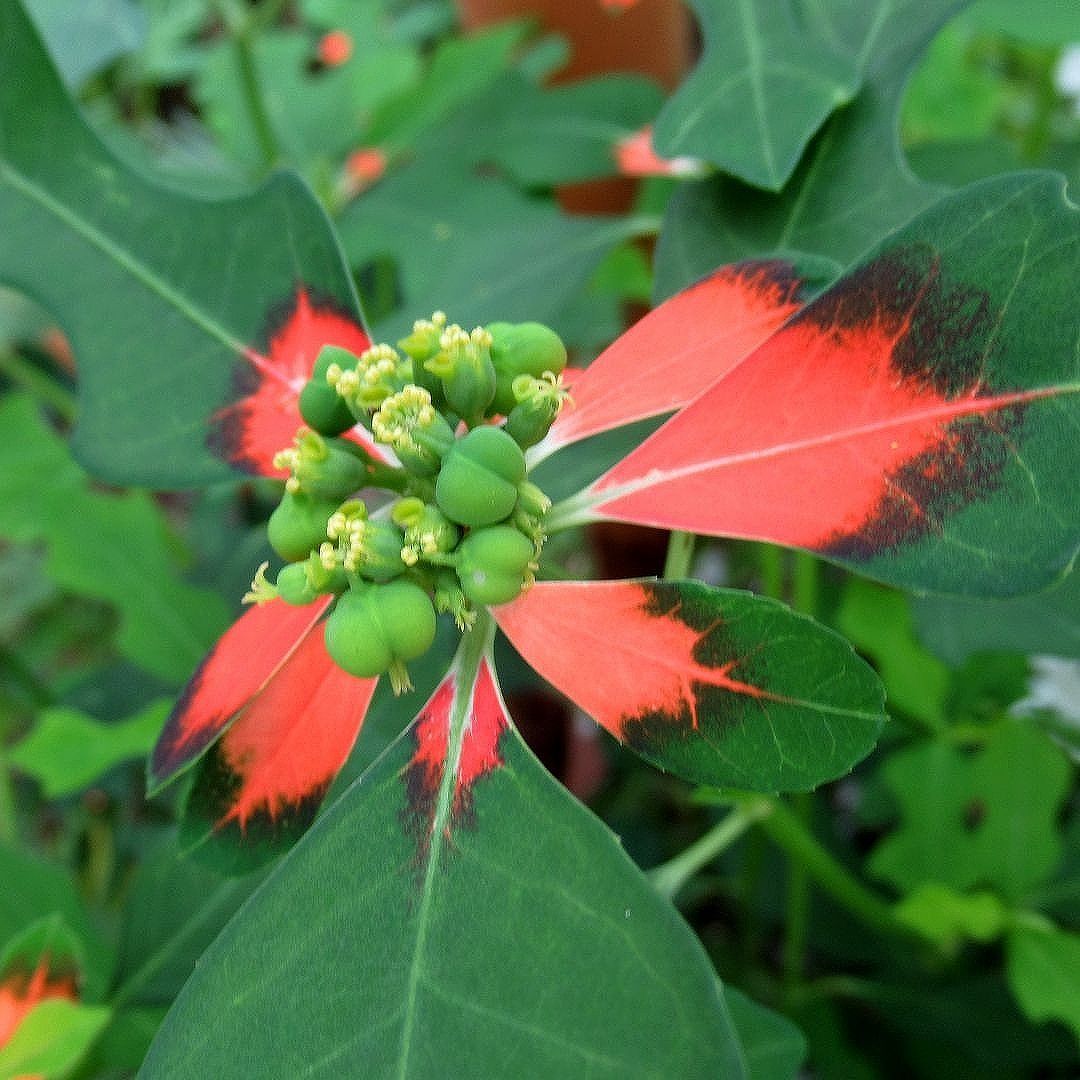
496, 579, 885, 792
149, 596, 333, 793
536, 259, 803, 460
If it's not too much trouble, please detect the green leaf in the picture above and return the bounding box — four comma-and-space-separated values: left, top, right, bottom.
914, 569, 1080, 663
654, 0, 959, 298
0, 844, 111, 1000
341, 160, 642, 340
495, 581, 887, 793
967, 0, 1080, 43
723, 986, 807, 1080
0, 395, 228, 681
1006, 919, 1080, 1045
0, 999, 111, 1078
869, 722, 1072, 901
24, 0, 146, 87
894, 882, 1007, 955
0, 0, 365, 487
8, 700, 169, 797
836, 580, 950, 726
142, 658, 746, 1077
653, 0, 859, 190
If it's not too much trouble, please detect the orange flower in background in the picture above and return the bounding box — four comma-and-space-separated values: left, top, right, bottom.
317, 29, 353, 67
0, 956, 77, 1048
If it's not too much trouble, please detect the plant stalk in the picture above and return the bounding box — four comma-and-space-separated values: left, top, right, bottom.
662, 530, 696, 580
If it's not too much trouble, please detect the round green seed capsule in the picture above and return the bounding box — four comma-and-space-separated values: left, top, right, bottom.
299, 346, 359, 435
455, 525, 536, 606
274, 561, 320, 606
324, 581, 437, 680
435, 425, 526, 527
487, 321, 567, 416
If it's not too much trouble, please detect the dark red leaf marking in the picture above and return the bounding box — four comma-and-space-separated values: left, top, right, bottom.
402, 658, 508, 861
150, 596, 333, 790
188, 627, 378, 837
591, 246, 1051, 558
0, 957, 77, 1046
208, 287, 374, 476
537, 260, 803, 457
495, 580, 771, 743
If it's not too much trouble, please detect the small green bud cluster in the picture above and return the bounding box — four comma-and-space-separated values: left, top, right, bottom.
251, 314, 571, 692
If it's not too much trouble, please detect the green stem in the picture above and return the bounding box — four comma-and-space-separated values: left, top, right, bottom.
792, 550, 820, 618
662, 530, 696, 580
649, 802, 768, 900
216, 0, 280, 169
731, 793, 928, 947
0, 348, 77, 422
758, 544, 784, 601
782, 792, 812, 1004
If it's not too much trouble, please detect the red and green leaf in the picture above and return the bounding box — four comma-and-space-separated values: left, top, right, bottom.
571, 174, 1079, 597
495, 579, 885, 792
140, 640, 747, 1076
0, 919, 79, 1048
0, 0, 368, 487
179, 625, 379, 875
149, 597, 333, 792
534, 259, 804, 461
210, 287, 376, 477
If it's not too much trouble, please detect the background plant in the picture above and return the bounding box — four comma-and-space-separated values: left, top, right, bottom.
0, 0, 1078, 1076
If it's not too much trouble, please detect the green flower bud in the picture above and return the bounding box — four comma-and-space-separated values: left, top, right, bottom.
273, 428, 369, 500
435, 425, 526, 527
487, 321, 567, 416
504, 372, 569, 449
371, 386, 456, 477
267, 490, 342, 562
397, 311, 448, 405
455, 525, 537, 606
391, 497, 461, 565
324, 581, 437, 692
299, 345, 361, 435
275, 561, 320, 606
424, 324, 497, 422
327, 342, 414, 414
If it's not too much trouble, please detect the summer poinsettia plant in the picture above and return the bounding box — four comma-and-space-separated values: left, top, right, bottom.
146, 175, 1079, 872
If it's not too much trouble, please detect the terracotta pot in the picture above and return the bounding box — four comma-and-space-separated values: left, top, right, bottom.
455, 0, 693, 214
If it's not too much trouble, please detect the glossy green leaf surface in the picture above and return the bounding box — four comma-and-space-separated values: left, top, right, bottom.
141, 657, 747, 1077
654, 0, 959, 298
582, 174, 1080, 598
0, 0, 364, 487
496, 580, 886, 793
653, 0, 859, 190
0, 395, 228, 680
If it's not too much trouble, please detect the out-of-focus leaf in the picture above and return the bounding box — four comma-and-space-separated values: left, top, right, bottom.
0, 396, 228, 681
869, 722, 1071, 901
24, 0, 146, 87
8, 699, 169, 797
0, 999, 110, 1077
341, 160, 642, 340
894, 883, 1008, 955
724, 985, 807, 1080
967, 0, 1080, 44
1006, 919, 1080, 1043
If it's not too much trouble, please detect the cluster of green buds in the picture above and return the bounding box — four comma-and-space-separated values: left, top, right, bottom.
246, 312, 571, 693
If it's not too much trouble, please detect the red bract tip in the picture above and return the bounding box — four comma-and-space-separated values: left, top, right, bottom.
345, 148, 388, 191
600, 0, 642, 11
317, 30, 353, 67
614, 125, 705, 178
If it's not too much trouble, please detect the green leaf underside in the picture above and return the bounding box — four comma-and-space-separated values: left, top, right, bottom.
141, 656, 746, 1078
0, 0, 364, 487
495, 580, 886, 793
654, 0, 961, 298
584, 173, 1080, 598
654, 0, 860, 190
1006, 922, 1080, 1044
